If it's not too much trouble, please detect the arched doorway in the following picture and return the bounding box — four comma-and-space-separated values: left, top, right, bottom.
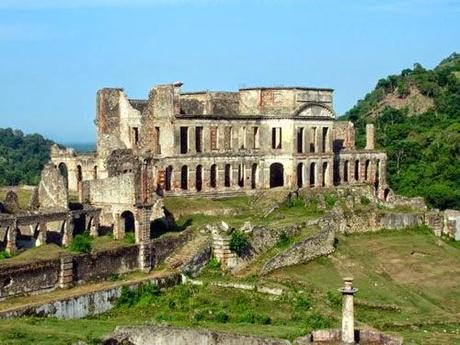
196, 165, 203, 191
354, 160, 360, 181
210, 164, 217, 188
269, 163, 284, 188
121, 211, 135, 234
165, 165, 173, 191
181, 165, 188, 190
365, 160, 370, 181
297, 163, 304, 188
310, 162, 316, 187
58, 162, 69, 189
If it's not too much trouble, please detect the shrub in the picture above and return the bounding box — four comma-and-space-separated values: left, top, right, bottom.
69, 234, 92, 253
207, 257, 221, 270
286, 196, 305, 208
116, 282, 160, 307
0, 250, 11, 260
229, 231, 250, 257
124, 232, 135, 244
255, 313, 272, 325
324, 193, 337, 208
276, 231, 293, 248
305, 312, 335, 331
215, 310, 229, 323
360, 196, 371, 205
295, 296, 311, 310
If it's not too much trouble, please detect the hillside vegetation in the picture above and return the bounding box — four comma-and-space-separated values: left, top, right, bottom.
344, 53, 460, 209
0, 128, 56, 186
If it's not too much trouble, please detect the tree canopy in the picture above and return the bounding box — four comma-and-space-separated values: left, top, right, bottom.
343, 53, 460, 209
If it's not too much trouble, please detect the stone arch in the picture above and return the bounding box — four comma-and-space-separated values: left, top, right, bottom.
165, 165, 173, 191
384, 188, 391, 201
310, 162, 316, 187
181, 165, 188, 190
121, 210, 135, 233
251, 163, 258, 189
196, 165, 203, 191
374, 160, 381, 190
294, 103, 335, 118
210, 164, 217, 188
58, 162, 69, 189
269, 163, 284, 188
297, 163, 304, 188
224, 164, 231, 187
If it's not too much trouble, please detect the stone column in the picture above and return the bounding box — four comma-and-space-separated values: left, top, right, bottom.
35, 221, 47, 246
6, 223, 17, 255
59, 256, 74, 289
340, 277, 358, 344
360, 160, 366, 182
136, 204, 153, 272
62, 216, 74, 247
315, 127, 322, 153
339, 160, 345, 185
365, 124, 375, 150
347, 161, 353, 184
89, 214, 99, 238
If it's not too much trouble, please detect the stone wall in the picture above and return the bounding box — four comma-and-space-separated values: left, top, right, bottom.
103, 325, 290, 345
73, 245, 139, 283
0, 259, 60, 299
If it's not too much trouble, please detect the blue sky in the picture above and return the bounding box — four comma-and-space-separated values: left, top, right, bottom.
0, 0, 459, 144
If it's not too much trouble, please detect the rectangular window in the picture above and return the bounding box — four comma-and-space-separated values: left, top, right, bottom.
271, 127, 282, 149
322, 127, 329, 153
180, 127, 188, 154
196, 126, 203, 153
210, 126, 218, 150
296, 127, 304, 153
224, 126, 232, 150
253, 127, 260, 149
310, 127, 317, 152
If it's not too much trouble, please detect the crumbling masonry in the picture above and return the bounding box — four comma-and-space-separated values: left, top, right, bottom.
50, 83, 388, 242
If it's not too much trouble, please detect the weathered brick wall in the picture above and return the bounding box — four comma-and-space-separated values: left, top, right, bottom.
0, 259, 60, 299
151, 228, 194, 266
73, 245, 139, 283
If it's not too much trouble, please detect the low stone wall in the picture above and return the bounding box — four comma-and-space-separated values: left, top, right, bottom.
0, 273, 181, 320
0, 259, 60, 299
73, 245, 139, 283
378, 212, 425, 230
103, 325, 290, 345
151, 228, 194, 266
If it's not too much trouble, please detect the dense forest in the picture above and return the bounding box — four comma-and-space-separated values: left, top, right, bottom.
344, 53, 460, 209
0, 128, 56, 186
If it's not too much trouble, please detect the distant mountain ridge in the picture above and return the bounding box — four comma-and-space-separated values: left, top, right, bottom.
343, 53, 460, 209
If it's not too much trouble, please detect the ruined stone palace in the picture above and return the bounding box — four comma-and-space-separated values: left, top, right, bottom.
50, 83, 388, 241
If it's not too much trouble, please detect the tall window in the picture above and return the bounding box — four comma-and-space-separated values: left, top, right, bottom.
253, 127, 260, 149
239, 127, 246, 149
224, 127, 232, 150
180, 127, 188, 154
196, 126, 203, 153
272, 127, 282, 149
297, 127, 304, 153
210, 126, 218, 150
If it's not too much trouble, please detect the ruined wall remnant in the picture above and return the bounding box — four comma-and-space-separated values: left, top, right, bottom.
38, 163, 68, 210
2, 191, 19, 214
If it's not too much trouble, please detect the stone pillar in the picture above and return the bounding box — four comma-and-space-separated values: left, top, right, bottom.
340, 277, 358, 344
360, 160, 366, 182
6, 223, 17, 255
62, 216, 74, 247
138, 241, 153, 272
303, 161, 310, 188
136, 204, 153, 272
59, 256, 74, 289
315, 127, 322, 153
339, 160, 345, 185
365, 124, 375, 150
35, 221, 47, 246
89, 214, 99, 238
317, 161, 323, 188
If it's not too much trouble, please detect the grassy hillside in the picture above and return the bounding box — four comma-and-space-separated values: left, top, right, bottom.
1, 227, 459, 345
0, 128, 57, 186
343, 53, 460, 209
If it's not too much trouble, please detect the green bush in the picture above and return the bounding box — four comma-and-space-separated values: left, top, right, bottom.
324, 194, 337, 208
116, 282, 160, 307
285, 196, 305, 208
207, 257, 221, 270
229, 231, 250, 257
124, 232, 136, 244
295, 296, 312, 310
276, 231, 293, 248
305, 312, 335, 331
360, 196, 371, 205
0, 250, 11, 260
69, 234, 92, 253
215, 310, 229, 323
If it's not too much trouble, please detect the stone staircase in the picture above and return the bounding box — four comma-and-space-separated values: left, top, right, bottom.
165, 234, 211, 273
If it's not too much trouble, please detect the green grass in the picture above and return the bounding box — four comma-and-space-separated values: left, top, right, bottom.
0, 187, 33, 209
